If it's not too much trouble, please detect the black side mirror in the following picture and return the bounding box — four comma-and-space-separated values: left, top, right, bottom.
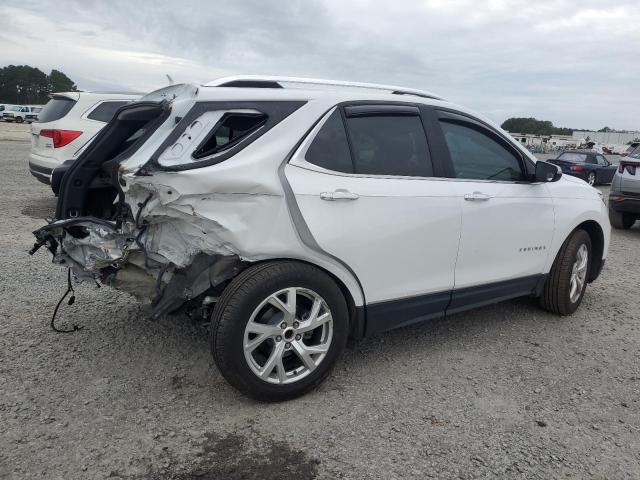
535, 161, 562, 182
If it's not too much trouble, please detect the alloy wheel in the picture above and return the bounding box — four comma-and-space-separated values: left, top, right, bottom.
587, 172, 595, 186
569, 243, 588, 303
243, 287, 333, 384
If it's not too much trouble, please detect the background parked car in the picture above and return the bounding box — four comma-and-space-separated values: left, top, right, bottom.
609, 145, 640, 229
2, 105, 31, 123
25, 106, 43, 123
29, 91, 140, 185
548, 150, 617, 185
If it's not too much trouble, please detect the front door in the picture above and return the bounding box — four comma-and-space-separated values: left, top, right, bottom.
433, 113, 555, 311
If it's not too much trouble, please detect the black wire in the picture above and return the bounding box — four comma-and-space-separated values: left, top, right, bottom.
50, 269, 84, 333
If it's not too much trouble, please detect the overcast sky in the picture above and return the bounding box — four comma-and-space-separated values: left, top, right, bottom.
2, 0, 639, 130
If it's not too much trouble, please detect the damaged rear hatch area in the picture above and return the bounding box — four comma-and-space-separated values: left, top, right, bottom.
31, 84, 246, 319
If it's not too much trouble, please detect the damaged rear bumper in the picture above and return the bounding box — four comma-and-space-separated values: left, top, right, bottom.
32, 216, 243, 319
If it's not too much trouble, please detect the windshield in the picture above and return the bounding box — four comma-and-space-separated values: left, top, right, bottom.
558, 152, 587, 163
629, 146, 640, 160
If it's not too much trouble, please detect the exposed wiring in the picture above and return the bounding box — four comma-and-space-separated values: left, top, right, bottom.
50, 269, 84, 333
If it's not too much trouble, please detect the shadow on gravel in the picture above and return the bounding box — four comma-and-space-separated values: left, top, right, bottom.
21, 195, 57, 219
121, 430, 319, 480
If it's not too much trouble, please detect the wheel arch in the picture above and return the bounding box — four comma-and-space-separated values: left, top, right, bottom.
247, 257, 365, 340
577, 220, 605, 282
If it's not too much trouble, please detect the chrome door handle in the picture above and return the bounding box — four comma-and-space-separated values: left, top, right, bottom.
320, 189, 360, 201
464, 191, 492, 201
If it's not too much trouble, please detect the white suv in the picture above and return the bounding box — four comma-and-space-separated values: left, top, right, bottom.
29, 92, 139, 185
32, 77, 610, 401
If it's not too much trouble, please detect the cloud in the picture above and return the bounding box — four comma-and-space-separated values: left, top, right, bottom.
1, 0, 639, 129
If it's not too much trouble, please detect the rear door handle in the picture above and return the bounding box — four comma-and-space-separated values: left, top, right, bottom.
464, 191, 492, 201
320, 189, 360, 201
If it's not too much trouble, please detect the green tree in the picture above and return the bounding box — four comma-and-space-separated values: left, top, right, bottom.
48, 69, 77, 94
0, 65, 77, 104
501, 117, 572, 136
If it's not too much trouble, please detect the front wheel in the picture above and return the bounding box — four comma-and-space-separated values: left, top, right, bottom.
15, 116, 24, 124
540, 229, 592, 315
210, 261, 348, 401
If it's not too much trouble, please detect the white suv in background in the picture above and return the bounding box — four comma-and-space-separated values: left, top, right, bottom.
29, 92, 140, 185
32, 77, 610, 401
2, 105, 31, 122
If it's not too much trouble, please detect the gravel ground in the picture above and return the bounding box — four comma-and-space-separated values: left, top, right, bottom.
1, 139, 639, 479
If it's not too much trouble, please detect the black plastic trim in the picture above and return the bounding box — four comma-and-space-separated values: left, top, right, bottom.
145, 101, 306, 172
447, 274, 542, 315
344, 104, 420, 118
366, 291, 451, 336
216, 80, 283, 89
364, 274, 545, 337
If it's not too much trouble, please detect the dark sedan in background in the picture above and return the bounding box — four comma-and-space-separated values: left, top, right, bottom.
548, 150, 617, 185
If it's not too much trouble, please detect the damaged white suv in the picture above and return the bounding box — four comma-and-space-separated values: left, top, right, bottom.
32, 77, 610, 401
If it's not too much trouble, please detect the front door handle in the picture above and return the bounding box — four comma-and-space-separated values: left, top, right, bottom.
464, 191, 492, 201
320, 189, 360, 201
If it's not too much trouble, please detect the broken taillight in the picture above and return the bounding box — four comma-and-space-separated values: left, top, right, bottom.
39, 129, 82, 148
618, 161, 639, 175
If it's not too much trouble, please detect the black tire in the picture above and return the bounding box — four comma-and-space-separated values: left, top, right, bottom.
210, 260, 349, 402
609, 208, 636, 230
15, 116, 24, 124
539, 229, 592, 315
587, 171, 596, 186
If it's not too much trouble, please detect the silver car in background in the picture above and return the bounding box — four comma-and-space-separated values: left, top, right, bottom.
609, 145, 640, 229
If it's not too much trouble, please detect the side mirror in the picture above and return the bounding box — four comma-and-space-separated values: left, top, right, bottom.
535, 161, 562, 182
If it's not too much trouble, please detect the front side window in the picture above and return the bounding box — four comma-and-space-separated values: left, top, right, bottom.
305, 110, 353, 173
87, 101, 131, 122
345, 115, 433, 177
440, 121, 524, 181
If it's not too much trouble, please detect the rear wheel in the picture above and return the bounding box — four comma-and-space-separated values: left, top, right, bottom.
609, 208, 636, 230
586, 171, 596, 186
540, 229, 591, 315
210, 261, 348, 401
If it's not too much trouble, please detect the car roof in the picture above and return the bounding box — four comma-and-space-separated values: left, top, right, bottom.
52, 91, 141, 102
560, 150, 596, 155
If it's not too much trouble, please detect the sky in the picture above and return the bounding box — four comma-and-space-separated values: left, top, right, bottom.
1, 0, 639, 130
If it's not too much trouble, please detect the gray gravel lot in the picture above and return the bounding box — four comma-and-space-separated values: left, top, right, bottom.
1, 139, 639, 479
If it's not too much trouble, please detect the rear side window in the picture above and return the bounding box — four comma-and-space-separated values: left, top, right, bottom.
87, 101, 130, 122
440, 121, 524, 181
346, 115, 433, 176
558, 152, 588, 163
37, 97, 76, 123
193, 113, 267, 159
305, 110, 353, 173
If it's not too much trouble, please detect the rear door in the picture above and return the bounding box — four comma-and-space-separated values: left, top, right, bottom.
285, 104, 462, 334
431, 111, 555, 311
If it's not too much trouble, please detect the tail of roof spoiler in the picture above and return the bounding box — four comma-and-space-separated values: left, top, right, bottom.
140, 83, 199, 103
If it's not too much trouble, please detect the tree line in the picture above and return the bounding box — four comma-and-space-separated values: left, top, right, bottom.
500, 117, 572, 136
501, 117, 635, 136
0, 65, 77, 105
